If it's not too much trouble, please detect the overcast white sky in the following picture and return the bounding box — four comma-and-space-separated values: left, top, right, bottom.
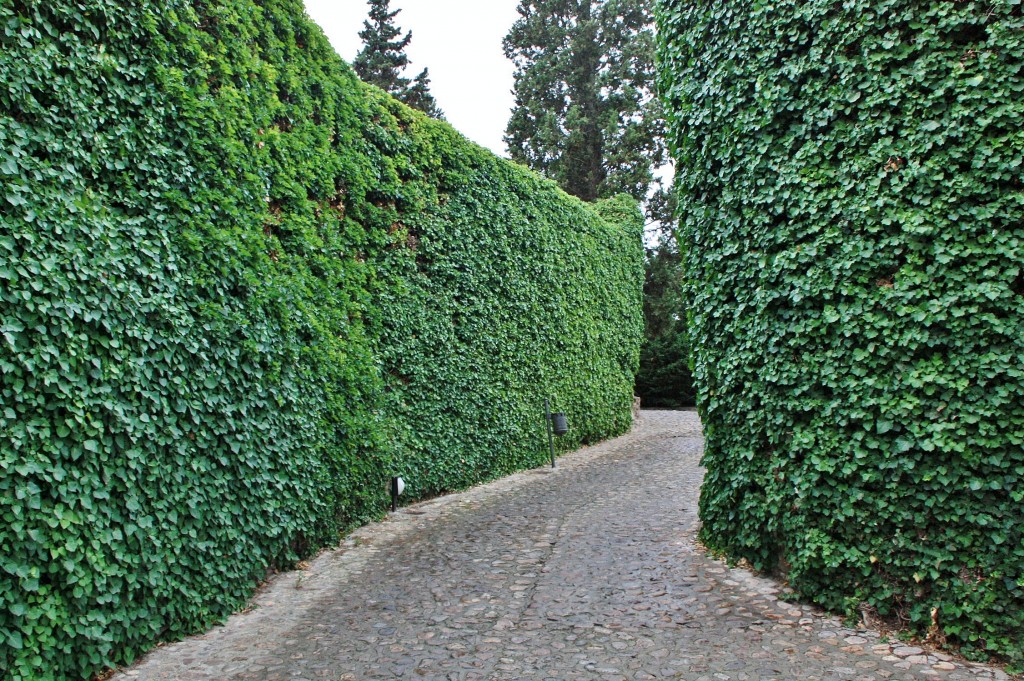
303, 0, 520, 156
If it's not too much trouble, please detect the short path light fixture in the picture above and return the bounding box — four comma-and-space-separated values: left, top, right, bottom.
390, 476, 405, 512
544, 398, 569, 468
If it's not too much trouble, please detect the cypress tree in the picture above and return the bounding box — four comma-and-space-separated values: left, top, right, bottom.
503, 0, 665, 203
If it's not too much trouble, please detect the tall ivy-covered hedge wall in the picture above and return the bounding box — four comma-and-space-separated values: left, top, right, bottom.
380, 154, 643, 495
0, 1, 642, 678
656, 0, 1023, 663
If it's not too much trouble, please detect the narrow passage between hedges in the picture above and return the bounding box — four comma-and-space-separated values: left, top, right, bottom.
113, 411, 1012, 681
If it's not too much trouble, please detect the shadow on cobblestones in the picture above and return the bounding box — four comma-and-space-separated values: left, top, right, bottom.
113, 411, 1014, 681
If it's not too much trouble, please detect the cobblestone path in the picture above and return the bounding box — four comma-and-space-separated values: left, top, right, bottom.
114, 411, 1012, 681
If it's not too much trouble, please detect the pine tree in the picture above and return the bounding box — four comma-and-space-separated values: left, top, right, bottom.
403, 68, 444, 119
352, 0, 410, 93
503, 0, 665, 202
352, 0, 443, 118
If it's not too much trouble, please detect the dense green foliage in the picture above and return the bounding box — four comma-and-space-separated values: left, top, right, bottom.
352, 0, 443, 118
380, 176, 643, 496
636, 244, 694, 408
657, 0, 1024, 663
504, 0, 665, 202
0, 1, 642, 677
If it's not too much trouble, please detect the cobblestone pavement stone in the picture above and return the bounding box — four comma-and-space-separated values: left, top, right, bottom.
113, 411, 1015, 681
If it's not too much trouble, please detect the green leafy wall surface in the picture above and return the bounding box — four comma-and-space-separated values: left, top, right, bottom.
0, 1, 643, 677
656, 0, 1023, 663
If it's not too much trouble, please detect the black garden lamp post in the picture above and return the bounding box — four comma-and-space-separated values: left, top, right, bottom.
544, 398, 569, 467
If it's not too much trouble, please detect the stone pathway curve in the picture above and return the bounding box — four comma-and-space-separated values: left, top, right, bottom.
113, 410, 1014, 681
